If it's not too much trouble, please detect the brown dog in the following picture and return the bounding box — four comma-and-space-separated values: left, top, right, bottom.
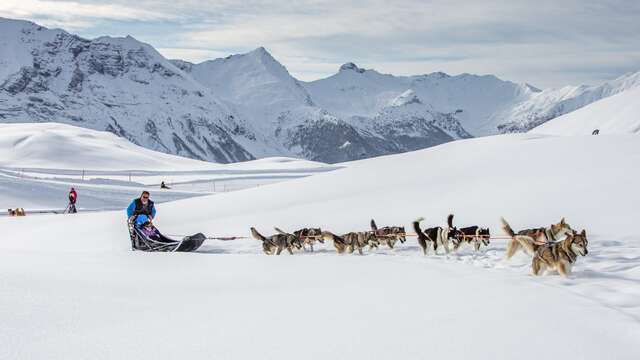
516, 230, 589, 277
501, 217, 573, 259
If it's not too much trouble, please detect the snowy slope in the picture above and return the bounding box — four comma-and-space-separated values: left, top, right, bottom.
0, 122, 332, 171
0, 122, 339, 209
1, 134, 639, 359
530, 86, 640, 135
0, 122, 216, 170
498, 71, 640, 133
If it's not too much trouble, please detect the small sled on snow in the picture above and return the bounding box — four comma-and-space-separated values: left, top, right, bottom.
128, 218, 205, 252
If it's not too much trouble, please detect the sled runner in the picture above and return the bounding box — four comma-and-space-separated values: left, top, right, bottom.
127, 218, 205, 252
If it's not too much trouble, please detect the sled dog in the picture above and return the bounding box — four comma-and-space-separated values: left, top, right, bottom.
370, 219, 407, 249
320, 231, 377, 255
250, 227, 303, 255
446, 215, 490, 252
501, 217, 573, 259
8, 208, 26, 216
413, 217, 453, 255
275, 227, 324, 252
516, 229, 588, 277
452, 226, 491, 252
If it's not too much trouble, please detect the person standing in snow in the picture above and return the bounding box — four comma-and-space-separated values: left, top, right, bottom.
126, 191, 156, 227
68, 187, 78, 214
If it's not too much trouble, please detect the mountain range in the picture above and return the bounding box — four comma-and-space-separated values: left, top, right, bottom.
1, 17, 639, 163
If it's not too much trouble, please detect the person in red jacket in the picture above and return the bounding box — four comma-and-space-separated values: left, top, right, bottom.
68, 187, 77, 214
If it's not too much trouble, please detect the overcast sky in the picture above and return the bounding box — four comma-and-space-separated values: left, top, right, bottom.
2, 0, 639, 88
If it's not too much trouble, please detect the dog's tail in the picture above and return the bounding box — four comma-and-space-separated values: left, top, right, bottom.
500, 217, 515, 237
413, 217, 425, 235
447, 214, 454, 228
513, 235, 536, 256
321, 230, 336, 242
274, 227, 288, 235
370, 219, 378, 231
250, 227, 266, 241
321, 231, 344, 244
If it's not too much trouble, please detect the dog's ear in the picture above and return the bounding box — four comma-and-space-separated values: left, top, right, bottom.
560, 217, 566, 225
580, 229, 586, 237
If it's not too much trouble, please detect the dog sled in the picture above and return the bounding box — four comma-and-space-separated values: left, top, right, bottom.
127, 218, 206, 252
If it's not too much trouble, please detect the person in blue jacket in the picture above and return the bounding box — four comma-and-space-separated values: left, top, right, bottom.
126, 191, 156, 227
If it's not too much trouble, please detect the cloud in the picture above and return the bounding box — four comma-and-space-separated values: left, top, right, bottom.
0, 0, 179, 30
2, 0, 639, 87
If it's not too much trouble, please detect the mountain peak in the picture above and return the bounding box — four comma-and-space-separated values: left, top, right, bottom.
246, 46, 275, 60
339, 62, 365, 73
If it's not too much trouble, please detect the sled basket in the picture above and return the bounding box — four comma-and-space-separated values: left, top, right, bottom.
127, 219, 205, 252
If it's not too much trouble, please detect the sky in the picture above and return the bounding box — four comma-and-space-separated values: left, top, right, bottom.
1, 0, 639, 88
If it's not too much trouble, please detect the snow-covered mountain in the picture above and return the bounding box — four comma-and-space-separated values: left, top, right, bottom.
0, 17, 470, 163
304, 63, 640, 136
2, 17, 639, 164
530, 86, 640, 135
175, 49, 470, 162
0, 18, 256, 163
304, 63, 537, 136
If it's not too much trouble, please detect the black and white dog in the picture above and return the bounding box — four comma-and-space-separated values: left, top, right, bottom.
448, 215, 490, 252
413, 215, 459, 255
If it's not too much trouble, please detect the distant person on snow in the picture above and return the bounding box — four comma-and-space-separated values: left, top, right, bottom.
126, 191, 156, 227
592, 129, 600, 135
68, 188, 78, 214
160, 181, 170, 189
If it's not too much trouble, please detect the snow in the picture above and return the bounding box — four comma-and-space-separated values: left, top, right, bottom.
530, 86, 640, 135
0, 122, 338, 210
0, 122, 215, 170
1, 133, 640, 359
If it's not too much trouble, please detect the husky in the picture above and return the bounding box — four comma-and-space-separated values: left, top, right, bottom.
250, 227, 303, 255
275, 227, 323, 252
437, 214, 460, 254
453, 226, 491, 252
516, 230, 588, 277
320, 231, 377, 255
446, 215, 490, 252
413, 217, 453, 255
370, 219, 407, 249
8, 208, 26, 216
501, 217, 573, 259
